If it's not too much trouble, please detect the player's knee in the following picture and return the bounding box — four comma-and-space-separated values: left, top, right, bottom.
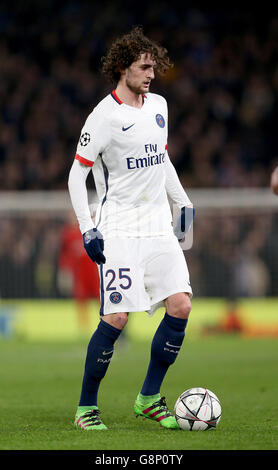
115, 313, 129, 330
103, 312, 128, 330
174, 301, 191, 319
167, 294, 191, 319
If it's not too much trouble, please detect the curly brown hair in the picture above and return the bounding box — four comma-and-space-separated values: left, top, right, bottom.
101, 26, 173, 83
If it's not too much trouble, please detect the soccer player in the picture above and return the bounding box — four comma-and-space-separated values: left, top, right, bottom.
68, 27, 194, 430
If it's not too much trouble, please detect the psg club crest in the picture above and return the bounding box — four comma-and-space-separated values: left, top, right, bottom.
155, 114, 165, 128
109, 291, 122, 304
79, 132, 91, 146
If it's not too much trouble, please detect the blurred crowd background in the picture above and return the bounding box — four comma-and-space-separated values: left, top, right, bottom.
1, 1, 278, 301
2, 2, 278, 190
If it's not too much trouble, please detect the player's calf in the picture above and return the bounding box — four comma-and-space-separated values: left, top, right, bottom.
139, 312, 188, 404
78, 319, 122, 407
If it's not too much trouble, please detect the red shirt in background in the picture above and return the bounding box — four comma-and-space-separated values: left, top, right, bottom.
59, 224, 100, 300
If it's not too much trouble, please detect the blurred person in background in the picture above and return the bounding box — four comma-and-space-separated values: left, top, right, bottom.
270, 165, 278, 194
58, 213, 100, 336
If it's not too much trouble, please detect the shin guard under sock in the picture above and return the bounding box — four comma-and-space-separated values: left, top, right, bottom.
79, 319, 122, 406
141, 312, 188, 396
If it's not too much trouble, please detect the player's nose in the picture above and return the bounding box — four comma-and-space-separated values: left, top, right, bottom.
147, 67, 155, 80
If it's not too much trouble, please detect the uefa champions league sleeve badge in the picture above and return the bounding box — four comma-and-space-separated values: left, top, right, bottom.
79, 132, 91, 146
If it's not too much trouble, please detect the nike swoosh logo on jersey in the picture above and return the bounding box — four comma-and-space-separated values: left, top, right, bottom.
122, 123, 135, 131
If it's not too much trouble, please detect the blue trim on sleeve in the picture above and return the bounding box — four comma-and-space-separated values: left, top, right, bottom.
95, 155, 109, 229
99, 263, 104, 317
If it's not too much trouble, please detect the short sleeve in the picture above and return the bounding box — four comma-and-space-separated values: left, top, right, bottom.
75, 109, 110, 167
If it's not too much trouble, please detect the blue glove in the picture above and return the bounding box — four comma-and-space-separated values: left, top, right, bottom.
83, 228, 106, 264
174, 206, 195, 241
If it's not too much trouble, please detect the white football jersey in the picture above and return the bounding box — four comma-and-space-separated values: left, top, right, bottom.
75, 90, 177, 238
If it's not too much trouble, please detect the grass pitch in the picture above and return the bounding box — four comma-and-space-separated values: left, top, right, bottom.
0, 333, 278, 451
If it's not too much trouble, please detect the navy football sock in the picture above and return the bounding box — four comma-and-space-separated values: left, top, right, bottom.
141, 312, 188, 396
79, 319, 122, 406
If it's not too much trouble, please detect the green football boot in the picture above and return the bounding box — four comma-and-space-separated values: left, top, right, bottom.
74, 406, 108, 430
134, 393, 179, 429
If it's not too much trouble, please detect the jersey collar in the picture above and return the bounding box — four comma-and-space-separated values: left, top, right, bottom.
111, 90, 123, 104
111, 89, 147, 105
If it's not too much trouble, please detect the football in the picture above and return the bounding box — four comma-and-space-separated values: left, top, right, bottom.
174, 387, 221, 431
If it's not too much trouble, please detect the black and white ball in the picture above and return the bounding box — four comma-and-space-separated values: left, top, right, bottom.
79, 132, 91, 146
174, 387, 221, 431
